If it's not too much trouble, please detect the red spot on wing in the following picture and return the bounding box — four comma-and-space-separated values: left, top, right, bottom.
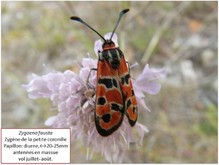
96, 104, 111, 116
105, 89, 123, 104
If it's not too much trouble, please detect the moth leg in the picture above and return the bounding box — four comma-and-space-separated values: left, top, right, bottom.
75, 68, 97, 95
125, 61, 130, 75
78, 68, 97, 109
86, 68, 97, 85
85, 68, 97, 99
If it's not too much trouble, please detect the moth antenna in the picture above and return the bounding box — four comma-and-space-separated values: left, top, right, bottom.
110, 9, 129, 41
70, 16, 106, 42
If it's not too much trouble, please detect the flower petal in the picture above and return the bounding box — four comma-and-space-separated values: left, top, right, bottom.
138, 64, 167, 82
136, 98, 151, 112
94, 39, 103, 56
45, 115, 57, 126
22, 74, 52, 99
134, 64, 166, 95
81, 57, 97, 69
135, 122, 149, 145
137, 81, 161, 95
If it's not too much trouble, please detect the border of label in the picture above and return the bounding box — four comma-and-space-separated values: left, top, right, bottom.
1, 128, 71, 164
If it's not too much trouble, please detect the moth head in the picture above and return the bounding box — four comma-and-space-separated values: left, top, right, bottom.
102, 40, 116, 50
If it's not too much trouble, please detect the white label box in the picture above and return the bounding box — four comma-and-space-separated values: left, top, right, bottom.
1, 128, 71, 164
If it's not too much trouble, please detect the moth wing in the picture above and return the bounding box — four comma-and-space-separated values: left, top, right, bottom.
118, 54, 138, 126
95, 60, 125, 136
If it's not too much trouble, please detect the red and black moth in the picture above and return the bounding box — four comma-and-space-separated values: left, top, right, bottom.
71, 9, 138, 136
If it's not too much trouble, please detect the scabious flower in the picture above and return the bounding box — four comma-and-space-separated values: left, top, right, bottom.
23, 32, 166, 163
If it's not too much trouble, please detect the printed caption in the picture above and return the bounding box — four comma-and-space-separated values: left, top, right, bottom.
1, 129, 71, 164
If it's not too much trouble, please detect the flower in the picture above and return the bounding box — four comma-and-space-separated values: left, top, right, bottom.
23, 33, 166, 163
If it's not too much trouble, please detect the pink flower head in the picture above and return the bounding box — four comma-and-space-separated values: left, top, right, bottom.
23, 32, 166, 163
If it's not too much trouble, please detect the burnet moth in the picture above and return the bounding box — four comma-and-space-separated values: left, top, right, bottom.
71, 9, 138, 136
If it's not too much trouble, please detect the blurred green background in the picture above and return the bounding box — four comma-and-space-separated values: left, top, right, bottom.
2, 1, 217, 163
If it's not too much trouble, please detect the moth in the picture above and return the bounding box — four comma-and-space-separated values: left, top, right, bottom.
71, 9, 138, 136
